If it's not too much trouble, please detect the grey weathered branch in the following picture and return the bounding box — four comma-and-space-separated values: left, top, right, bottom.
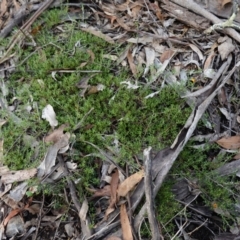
144, 147, 163, 240
169, 0, 240, 43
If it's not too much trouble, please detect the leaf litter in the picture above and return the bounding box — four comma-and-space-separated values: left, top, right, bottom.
1, 0, 240, 239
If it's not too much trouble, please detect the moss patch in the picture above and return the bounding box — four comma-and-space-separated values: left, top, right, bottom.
2, 9, 191, 176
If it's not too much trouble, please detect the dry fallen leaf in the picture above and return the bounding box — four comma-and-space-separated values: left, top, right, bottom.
87, 49, 95, 63
163, 18, 175, 28
105, 169, 119, 219
221, 0, 232, 8
9, 182, 28, 202
219, 107, 230, 120
120, 81, 139, 89
106, 237, 122, 240
188, 44, 203, 61
44, 124, 68, 143
79, 199, 89, 221
37, 133, 70, 178
5, 215, 25, 238
101, 2, 116, 15
3, 209, 21, 226
237, 116, 240, 124
66, 161, 77, 170
42, 104, 58, 128
103, 54, 118, 61
79, 61, 88, 68
131, 5, 142, 19
127, 36, 153, 45
89, 185, 111, 198
204, 50, 215, 70
25, 203, 40, 215
105, 207, 115, 220
216, 136, 240, 150
160, 49, 175, 63
1, 169, 37, 184
127, 49, 137, 78
65, 223, 75, 237
144, 47, 155, 76
233, 153, 240, 159
87, 84, 105, 95
218, 37, 235, 60
120, 204, 133, 240
117, 169, 144, 197
81, 26, 115, 44
203, 68, 216, 79
42, 215, 58, 222
76, 74, 99, 97
0, 0, 7, 18
149, 2, 164, 21
110, 170, 119, 206
116, 17, 132, 32
0, 182, 11, 198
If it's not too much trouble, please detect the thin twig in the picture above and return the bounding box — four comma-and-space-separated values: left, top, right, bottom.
86, 220, 120, 240
187, 219, 208, 236
33, 194, 45, 240
52, 219, 61, 240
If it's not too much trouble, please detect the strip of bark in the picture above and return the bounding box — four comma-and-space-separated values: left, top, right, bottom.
144, 147, 163, 240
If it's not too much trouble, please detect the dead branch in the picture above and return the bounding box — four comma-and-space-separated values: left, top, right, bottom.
160, 0, 210, 30
86, 220, 121, 240
33, 194, 45, 240
144, 147, 163, 240
134, 54, 239, 231
130, 148, 172, 213
168, 0, 240, 43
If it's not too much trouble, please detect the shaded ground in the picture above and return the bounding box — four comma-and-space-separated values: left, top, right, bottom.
1, 0, 240, 239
